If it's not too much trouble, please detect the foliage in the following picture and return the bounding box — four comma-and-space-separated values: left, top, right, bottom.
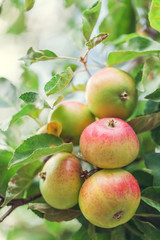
0, 0, 160, 239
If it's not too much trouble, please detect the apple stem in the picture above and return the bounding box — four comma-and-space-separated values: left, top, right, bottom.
120, 91, 129, 100
39, 171, 46, 181
107, 119, 117, 128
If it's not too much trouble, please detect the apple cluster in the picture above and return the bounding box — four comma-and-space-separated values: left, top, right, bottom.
39, 67, 141, 228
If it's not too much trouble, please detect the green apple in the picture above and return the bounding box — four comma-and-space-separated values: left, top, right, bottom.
39, 153, 82, 209
49, 101, 95, 145
79, 169, 141, 228
86, 67, 137, 120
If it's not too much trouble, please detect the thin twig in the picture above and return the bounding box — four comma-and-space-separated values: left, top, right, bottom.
73, 69, 86, 75
0, 206, 16, 223
28, 115, 43, 127
83, 49, 90, 61
57, 56, 80, 62
7, 193, 42, 206
79, 48, 92, 76
0, 193, 41, 223
83, 62, 92, 77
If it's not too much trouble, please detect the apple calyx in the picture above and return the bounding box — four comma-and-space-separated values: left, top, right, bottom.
80, 170, 89, 180
39, 171, 46, 181
113, 210, 123, 220
80, 168, 100, 181
120, 91, 129, 100
107, 119, 117, 128
63, 136, 74, 143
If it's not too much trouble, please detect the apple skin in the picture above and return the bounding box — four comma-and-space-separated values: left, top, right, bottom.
80, 118, 139, 168
86, 67, 137, 120
49, 101, 95, 145
79, 169, 141, 228
39, 153, 83, 209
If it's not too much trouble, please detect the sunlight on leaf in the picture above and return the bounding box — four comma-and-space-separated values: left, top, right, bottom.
9, 134, 73, 168
44, 67, 73, 96
82, 1, 102, 41
149, 0, 160, 32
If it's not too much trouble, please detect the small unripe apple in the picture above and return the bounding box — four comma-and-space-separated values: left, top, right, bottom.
86, 67, 137, 120
79, 169, 141, 228
80, 118, 139, 168
49, 101, 95, 145
39, 153, 82, 209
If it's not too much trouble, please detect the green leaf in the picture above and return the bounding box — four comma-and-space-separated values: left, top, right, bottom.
20, 65, 39, 91
127, 112, 160, 134
64, 0, 74, 8
0, 78, 17, 107
53, 95, 64, 107
95, 233, 111, 240
72, 83, 86, 92
144, 153, 160, 186
137, 56, 160, 92
19, 92, 50, 108
149, 0, 160, 32
44, 67, 73, 96
9, 134, 73, 168
2, 161, 42, 206
7, 229, 56, 240
0, 150, 16, 196
29, 203, 81, 222
45, 221, 62, 237
73, 225, 91, 240
125, 220, 143, 239
109, 33, 138, 46
10, 0, 25, 8
151, 125, 160, 145
111, 225, 126, 240
145, 88, 160, 102
144, 100, 160, 114
0, 103, 40, 131
25, 0, 35, 11
107, 35, 160, 66
10, 103, 39, 123
22, 48, 57, 65
132, 170, 153, 188
86, 33, 109, 49
77, 214, 90, 227
20, 92, 38, 103
82, 1, 102, 41
99, 0, 135, 42
7, 11, 26, 35
133, 218, 160, 240
88, 224, 96, 240
138, 131, 156, 157
141, 187, 160, 212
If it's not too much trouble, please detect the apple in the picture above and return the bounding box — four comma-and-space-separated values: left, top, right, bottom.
49, 101, 95, 145
79, 169, 141, 228
39, 153, 82, 209
80, 118, 139, 168
86, 67, 137, 120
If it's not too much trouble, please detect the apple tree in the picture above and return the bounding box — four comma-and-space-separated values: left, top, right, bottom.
0, 0, 160, 239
